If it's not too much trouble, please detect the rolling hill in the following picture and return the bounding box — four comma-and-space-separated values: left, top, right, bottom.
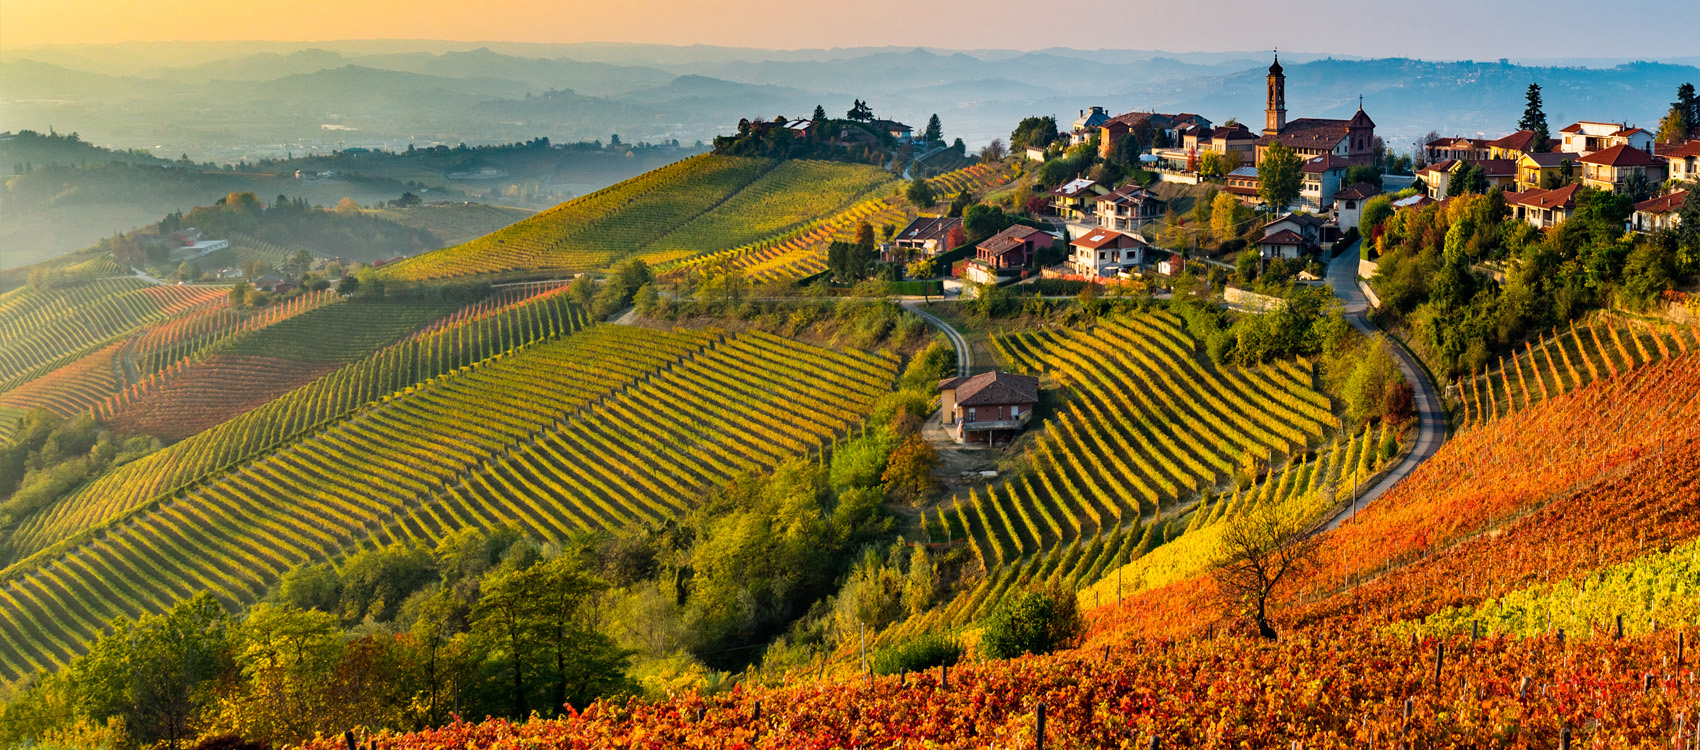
292, 323, 1700, 750
383, 154, 901, 281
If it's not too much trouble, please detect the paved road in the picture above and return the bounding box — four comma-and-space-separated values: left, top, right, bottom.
901, 300, 971, 378
1324, 241, 1447, 530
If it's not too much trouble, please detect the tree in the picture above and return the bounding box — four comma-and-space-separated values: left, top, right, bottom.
335, 274, 360, 296
1212, 500, 1320, 640
855, 221, 876, 247
284, 250, 314, 280
334, 197, 363, 213
1656, 82, 1696, 143
979, 584, 1084, 659
1359, 195, 1394, 238
1009, 116, 1058, 150
945, 224, 967, 250
229, 281, 251, 308
923, 114, 943, 145
827, 240, 875, 283
1519, 83, 1550, 152
905, 177, 936, 208
980, 138, 1007, 162
1210, 191, 1248, 243
847, 99, 874, 122
177, 261, 201, 282
811, 104, 827, 123
880, 434, 938, 504
632, 283, 660, 316
69, 594, 232, 750
1344, 165, 1383, 190
1257, 142, 1303, 211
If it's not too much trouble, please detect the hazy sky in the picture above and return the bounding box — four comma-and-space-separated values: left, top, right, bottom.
3, 0, 1696, 59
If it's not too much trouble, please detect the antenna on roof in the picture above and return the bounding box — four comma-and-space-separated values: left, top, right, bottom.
1358, 94, 1363, 110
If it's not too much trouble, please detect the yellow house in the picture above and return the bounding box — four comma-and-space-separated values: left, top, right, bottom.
1579, 144, 1667, 194
1486, 130, 1538, 160
1516, 151, 1578, 191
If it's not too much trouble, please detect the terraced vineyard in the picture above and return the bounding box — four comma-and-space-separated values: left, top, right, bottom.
383, 156, 907, 282
938, 312, 1335, 571
0, 323, 896, 680
662, 162, 1012, 283
19, 289, 588, 561
383, 155, 775, 280
1453, 314, 1699, 430
0, 278, 224, 393
130, 290, 339, 377
0, 341, 126, 420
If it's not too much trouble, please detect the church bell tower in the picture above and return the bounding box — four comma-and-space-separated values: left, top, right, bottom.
1264, 53, 1286, 136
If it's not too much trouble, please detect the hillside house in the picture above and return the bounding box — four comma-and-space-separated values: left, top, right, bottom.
1050, 178, 1106, 220
1486, 130, 1540, 160
1659, 140, 1700, 182
874, 120, 914, 143
1261, 212, 1326, 250
1224, 166, 1262, 203
1069, 106, 1112, 145
1093, 184, 1165, 231
1580, 144, 1668, 193
893, 216, 962, 258
1332, 182, 1381, 229
1257, 229, 1308, 259
1424, 137, 1491, 164
1419, 158, 1520, 197
1506, 183, 1582, 229
939, 371, 1040, 445
1299, 154, 1351, 211
1069, 228, 1148, 279
1098, 111, 1212, 158
1517, 151, 1578, 191
1630, 191, 1686, 234
1025, 145, 1048, 162
1206, 124, 1259, 159
1559, 122, 1654, 156
1255, 56, 1377, 167
976, 224, 1054, 271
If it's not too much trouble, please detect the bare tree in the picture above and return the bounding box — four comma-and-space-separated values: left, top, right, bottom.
1212, 502, 1321, 640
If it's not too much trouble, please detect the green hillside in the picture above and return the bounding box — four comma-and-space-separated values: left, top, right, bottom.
0, 308, 897, 681
371, 203, 535, 245
384, 154, 896, 281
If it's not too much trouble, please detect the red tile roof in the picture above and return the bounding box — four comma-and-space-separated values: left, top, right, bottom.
1474, 158, 1519, 177
1071, 229, 1144, 250
940, 371, 1040, 407
1257, 118, 1352, 151
1508, 183, 1582, 210
895, 216, 961, 244
1659, 140, 1700, 159
1559, 123, 1584, 134
1334, 182, 1380, 202
1634, 190, 1687, 215
1486, 130, 1538, 152
1579, 144, 1661, 167
1258, 229, 1306, 245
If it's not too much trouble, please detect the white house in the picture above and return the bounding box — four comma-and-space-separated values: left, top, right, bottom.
1069, 228, 1148, 279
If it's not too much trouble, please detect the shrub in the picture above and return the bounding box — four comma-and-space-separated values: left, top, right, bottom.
872, 632, 963, 675
979, 584, 1084, 660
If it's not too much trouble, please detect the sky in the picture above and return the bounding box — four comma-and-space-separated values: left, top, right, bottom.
2, 0, 1697, 60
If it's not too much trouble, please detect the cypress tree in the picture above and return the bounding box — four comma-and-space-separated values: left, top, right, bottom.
1519, 83, 1549, 152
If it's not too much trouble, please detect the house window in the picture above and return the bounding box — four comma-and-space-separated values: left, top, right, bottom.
967, 407, 977, 422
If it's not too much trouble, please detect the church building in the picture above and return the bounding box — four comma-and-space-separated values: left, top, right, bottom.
1254, 54, 1378, 167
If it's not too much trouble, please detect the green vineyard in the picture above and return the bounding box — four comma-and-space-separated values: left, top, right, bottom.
24, 289, 589, 561
660, 162, 1012, 284
939, 312, 1335, 570
1453, 314, 1700, 430
0, 317, 897, 680
382, 155, 899, 281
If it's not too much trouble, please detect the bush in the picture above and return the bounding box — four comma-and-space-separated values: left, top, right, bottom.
1025, 278, 1088, 296
979, 585, 1083, 660
871, 632, 963, 675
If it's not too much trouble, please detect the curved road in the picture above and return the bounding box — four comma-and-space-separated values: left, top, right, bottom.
1324, 242, 1447, 529
900, 300, 972, 378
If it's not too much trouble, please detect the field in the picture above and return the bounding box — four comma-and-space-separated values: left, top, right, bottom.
0, 316, 898, 681
0, 341, 127, 421
299, 335, 1700, 750
371, 203, 536, 245
382, 155, 899, 281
